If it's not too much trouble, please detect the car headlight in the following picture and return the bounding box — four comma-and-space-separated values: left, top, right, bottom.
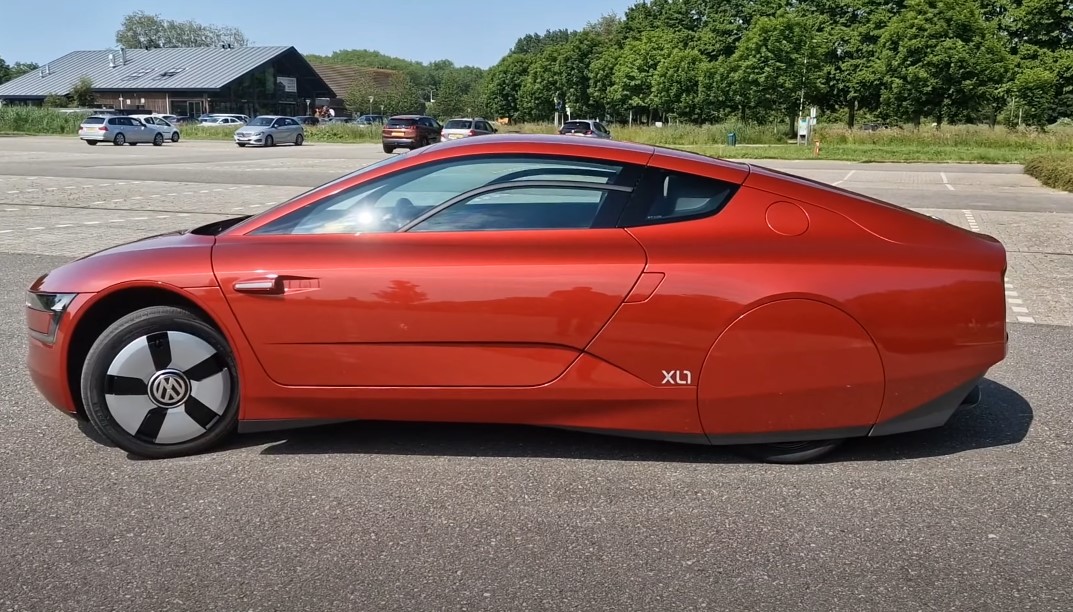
26, 292, 77, 344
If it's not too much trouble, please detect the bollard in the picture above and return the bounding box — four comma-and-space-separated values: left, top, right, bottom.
813, 139, 821, 157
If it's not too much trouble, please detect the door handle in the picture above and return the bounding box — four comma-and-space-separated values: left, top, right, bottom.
233, 276, 283, 294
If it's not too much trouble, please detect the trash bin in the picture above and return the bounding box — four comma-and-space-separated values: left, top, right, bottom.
727, 132, 737, 146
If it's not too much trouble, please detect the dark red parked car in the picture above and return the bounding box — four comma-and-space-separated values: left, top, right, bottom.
381, 115, 442, 153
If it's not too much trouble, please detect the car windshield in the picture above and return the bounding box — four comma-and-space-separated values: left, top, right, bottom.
562, 121, 590, 130
82, 117, 106, 125
445, 120, 472, 129
248, 117, 274, 126
387, 118, 417, 127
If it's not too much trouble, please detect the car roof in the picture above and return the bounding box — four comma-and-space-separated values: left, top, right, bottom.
411, 134, 750, 177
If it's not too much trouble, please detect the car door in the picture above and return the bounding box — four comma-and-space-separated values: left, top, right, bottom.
129, 118, 151, 142
211, 154, 648, 388
283, 117, 301, 142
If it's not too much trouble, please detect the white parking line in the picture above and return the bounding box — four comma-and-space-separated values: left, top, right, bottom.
962, 210, 980, 232
833, 170, 856, 186
1003, 282, 1036, 324
941, 172, 955, 190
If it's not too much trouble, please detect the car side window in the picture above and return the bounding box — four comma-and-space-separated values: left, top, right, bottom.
409, 186, 615, 232
250, 156, 638, 235
619, 168, 739, 227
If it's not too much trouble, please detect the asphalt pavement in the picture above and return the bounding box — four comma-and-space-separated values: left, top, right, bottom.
1, 136, 1071, 611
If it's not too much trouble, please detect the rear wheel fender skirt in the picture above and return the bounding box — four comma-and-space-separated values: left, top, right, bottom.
697, 298, 885, 438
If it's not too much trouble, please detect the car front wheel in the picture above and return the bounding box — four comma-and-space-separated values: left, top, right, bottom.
80, 305, 239, 459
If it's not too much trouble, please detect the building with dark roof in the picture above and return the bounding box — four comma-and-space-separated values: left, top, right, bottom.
0, 45, 335, 118
309, 63, 398, 115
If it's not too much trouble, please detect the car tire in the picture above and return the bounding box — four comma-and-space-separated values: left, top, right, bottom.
733, 439, 846, 464
295, 133, 304, 146
86, 140, 98, 146
171, 132, 180, 143
113, 133, 125, 146
237, 143, 246, 147
153, 133, 164, 146
80, 305, 240, 459
265, 135, 275, 147
382, 144, 393, 154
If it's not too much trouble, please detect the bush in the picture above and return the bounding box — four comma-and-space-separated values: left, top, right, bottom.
0, 106, 83, 134
1024, 153, 1073, 192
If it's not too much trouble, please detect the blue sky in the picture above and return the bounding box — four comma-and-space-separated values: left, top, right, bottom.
2, 0, 635, 68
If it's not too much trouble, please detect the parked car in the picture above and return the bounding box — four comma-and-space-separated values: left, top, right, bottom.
131, 114, 181, 143
353, 114, 384, 127
77, 115, 168, 146
381, 115, 442, 153
558, 119, 612, 139
234, 115, 305, 147
441, 117, 497, 140
200, 116, 245, 127
25, 134, 1008, 463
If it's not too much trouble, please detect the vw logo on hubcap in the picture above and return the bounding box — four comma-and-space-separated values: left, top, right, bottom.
147, 369, 191, 408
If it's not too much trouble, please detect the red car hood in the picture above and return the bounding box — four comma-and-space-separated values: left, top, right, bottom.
30, 230, 219, 294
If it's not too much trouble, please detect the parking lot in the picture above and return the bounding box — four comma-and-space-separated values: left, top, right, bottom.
2, 136, 1071, 610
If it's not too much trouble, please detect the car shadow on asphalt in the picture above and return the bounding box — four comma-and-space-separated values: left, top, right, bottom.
211, 378, 1033, 464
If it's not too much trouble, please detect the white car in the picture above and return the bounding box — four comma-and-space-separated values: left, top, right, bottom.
131, 115, 181, 143
234, 115, 306, 147
441, 117, 498, 140
200, 116, 246, 127
77, 115, 168, 146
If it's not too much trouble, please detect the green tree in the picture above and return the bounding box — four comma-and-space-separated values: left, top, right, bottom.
727, 11, 829, 131
483, 53, 533, 120
43, 94, 67, 108
1009, 66, 1057, 127
342, 71, 381, 116
607, 30, 682, 123
379, 73, 421, 116
652, 48, 709, 123
877, 0, 1012, 127
115, 10, 249, 48
69, 77, 95, 107
0, 57, 40, 85
518, 49, 561, 122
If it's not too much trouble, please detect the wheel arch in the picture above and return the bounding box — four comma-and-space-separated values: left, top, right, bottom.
65, 283, 228, 418
697, 295, 888, 442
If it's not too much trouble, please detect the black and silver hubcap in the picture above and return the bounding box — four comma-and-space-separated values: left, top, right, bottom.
104, 331, 231, 445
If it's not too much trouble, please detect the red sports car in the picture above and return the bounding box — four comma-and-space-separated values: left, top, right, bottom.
25, 135, 1008, 463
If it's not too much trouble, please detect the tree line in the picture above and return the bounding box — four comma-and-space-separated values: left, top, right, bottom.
4, 2, 1070, 131
303, 0, 1073, 131
481, 0, 1072, 131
